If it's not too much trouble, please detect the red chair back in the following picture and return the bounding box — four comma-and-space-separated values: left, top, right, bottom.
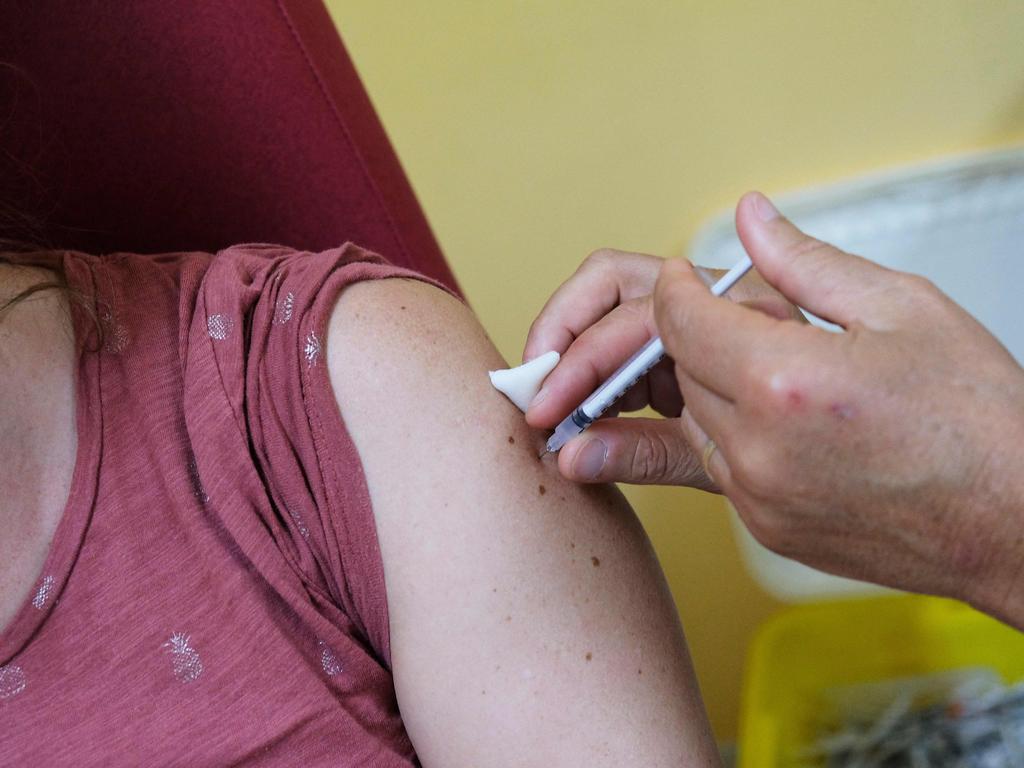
1, 0, 459, 292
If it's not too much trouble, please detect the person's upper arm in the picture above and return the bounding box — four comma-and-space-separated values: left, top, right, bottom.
326, 278, 719, 767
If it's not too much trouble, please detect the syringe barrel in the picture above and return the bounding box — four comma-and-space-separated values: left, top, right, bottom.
580, 336, 666, 420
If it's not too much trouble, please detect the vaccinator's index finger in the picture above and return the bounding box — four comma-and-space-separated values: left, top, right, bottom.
653, 259, 779, 400
734, 191, 902, 329
523, 250, 662, 362
525, 297, 659, 428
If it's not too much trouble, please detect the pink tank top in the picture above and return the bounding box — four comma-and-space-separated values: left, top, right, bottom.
0, 244, 439, 766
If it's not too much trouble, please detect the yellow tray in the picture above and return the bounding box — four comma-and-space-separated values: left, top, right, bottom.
738, 595, 1024, 767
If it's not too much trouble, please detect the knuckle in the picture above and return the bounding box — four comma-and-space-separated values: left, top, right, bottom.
744, 358, 775, 396
630, 431, 675, 482
776, 237, 844, 293
623, 253, 664, 286
744, 358, 783, 404
584, 248, 619, 270
783, 235, 833, 262
729, 439, 778, 498
902, 272, 941, 303
899, 270, 931, 291
567, 324, 603, 360
619, 295, 653, 322
585, 248, 660, 292
524, 314, 545, 341
655, 270, 693, 322
746, 359, 812, 422
887, 271, 943, 317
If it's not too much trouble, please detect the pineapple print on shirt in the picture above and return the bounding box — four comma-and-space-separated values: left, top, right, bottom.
164, 633, 204, 683
100, 307, 130, 354
32, 575, 55, 610
318, 639, 342, 677
0, 664, 27, 699
304, 331, 321, 368
274, 291, 295, 325
207, 313, 234, 341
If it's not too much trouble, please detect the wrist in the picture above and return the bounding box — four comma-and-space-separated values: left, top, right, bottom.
962, 406, 1024, 630
966, 561, 1024, 631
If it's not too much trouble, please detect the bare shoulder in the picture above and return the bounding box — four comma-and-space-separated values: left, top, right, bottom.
327, 277, 505, 425
326, 277, 718, 767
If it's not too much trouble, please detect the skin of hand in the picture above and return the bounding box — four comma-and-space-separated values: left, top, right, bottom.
524, 249, 799, 488
654, 191, 1024, 629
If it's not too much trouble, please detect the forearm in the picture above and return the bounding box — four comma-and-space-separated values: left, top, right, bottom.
960, 417, 1024, 630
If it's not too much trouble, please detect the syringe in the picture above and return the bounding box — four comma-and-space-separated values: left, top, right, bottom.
543, 254, 754, 455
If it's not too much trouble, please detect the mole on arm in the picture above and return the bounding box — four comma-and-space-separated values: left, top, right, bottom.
508, 435, 515, 444
538, 484, 546, 495
585, 652, 592, 662
591, 556, 600, 567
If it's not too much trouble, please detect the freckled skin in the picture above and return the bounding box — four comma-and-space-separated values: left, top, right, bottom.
331, 277, 720, 764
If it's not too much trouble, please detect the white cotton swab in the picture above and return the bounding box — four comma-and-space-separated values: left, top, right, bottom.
488, 351, 561, 413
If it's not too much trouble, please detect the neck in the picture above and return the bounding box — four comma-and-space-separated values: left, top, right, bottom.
0, 263, 77, 629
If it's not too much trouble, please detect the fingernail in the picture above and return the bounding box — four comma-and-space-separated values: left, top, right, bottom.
572, 438, 608, 480
753, 192, 780, 222
529, 386, 548, 409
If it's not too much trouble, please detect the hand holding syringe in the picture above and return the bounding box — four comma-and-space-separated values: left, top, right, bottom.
523, 189, 1024, 632
541, 254, 754, 455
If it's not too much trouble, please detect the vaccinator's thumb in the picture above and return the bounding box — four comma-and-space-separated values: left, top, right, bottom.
557, 418, 713, 489
735, 191, 902, 328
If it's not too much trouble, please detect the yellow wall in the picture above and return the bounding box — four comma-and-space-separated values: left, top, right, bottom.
326, 1, 1024, 741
